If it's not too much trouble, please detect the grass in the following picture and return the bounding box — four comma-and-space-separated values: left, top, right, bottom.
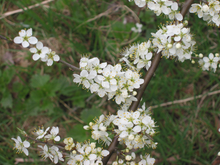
0, 0, 220, 164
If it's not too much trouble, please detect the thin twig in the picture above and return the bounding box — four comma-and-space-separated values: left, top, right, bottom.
0, 0, 54, 19
59, 99, 85, 124
151, 89, 220, 109
59, 60, 80, 71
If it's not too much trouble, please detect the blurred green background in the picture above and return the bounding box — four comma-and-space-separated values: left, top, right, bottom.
1, 0, 220, 164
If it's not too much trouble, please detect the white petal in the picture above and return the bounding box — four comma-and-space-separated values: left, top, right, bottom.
102, 150, 109, 156
53, 55, 60, 61
33, 54, 40, 61
41, 47, 49, 54
26, 28, 32, 37
19, 30, 26, 37
23, 147, 29, 156
47, 59, 53, 66
30, 47, 37, 53
54, 136, 60, 141
133, 126, 141, 133
36, 41, 43, 49
23, 141, 30, 148
22, 41, 29, 48
14, 36, 23, 44
28, 37, 38, 44
175, 13, 183, 21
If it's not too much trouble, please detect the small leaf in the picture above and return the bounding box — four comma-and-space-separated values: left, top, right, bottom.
67, 124, 88, 142
81, 108, 102, 123
30, 74, 50, 88
1, 91, 13, 108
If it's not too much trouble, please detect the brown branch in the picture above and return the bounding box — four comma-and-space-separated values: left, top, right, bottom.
130, 52, 162, 111
102, 136, 119, 165
181, 0, 194, 17
59, 60, 80, 71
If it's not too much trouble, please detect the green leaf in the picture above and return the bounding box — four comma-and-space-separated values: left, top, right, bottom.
2, 67, 15, 85
1, 90, 13, 108
67, 124, 88, 142
30, 90, 45, 102
30, 74, 50, 88
80, 108, 102, 123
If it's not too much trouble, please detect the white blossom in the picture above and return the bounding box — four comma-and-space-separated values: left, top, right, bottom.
14, 28, 38, 48
11, 136, 30, 156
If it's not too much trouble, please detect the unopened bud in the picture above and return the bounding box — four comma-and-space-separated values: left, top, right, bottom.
125, 148, 129, 153
90, 142, 96, 148
83, 125, 89, 130
191, 60, 195, 64
132, 91, 137, 96
215, 53, 219, 57
89, 122, 93, 126
72, 150, 76, 154
167, 43, 172, 49
199, 53, 203, 58
125, 155, 132, 161
176, 43, 181, 49
183, 20, 188, 26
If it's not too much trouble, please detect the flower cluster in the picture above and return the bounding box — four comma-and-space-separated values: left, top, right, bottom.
113, 103, 157, 149
198, 53, 219, 72
14, 28, 60, 66
11, 136, 30, 156
129, 0, 183, 21
189, 0, 220, 26
112, 152, 155, 165
38, 145, 64, 164
67, 141, 109, 165
73, 57, 144, 104
151, 22, 196, 62
120, 41, 153, 71
84, 103, 157, 150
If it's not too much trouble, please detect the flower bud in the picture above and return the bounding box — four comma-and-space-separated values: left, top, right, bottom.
167, 43, 172, 49
83, 125, 89, 130
175, 43, 181, 49
215, 53, 219, 57
199, 53, 203, 58
89, 122, 93, 126
191, 60, 195, 64
72, 150, 76, 154
125, 155, 132, 161
90, 142, 96, 148
132, 91, 137, 96
183, 20, 188, 26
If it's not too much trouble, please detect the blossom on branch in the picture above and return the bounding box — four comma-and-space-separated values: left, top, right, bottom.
11, 136, 30, 156
14, 28, 38, 48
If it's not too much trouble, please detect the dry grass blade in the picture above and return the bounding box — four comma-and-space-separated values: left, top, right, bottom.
0, 0, 54, 19
151, 89, 220, 109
